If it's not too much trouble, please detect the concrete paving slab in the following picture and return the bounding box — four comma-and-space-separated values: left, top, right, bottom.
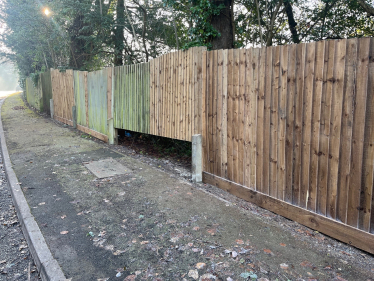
84, 158, 130, 178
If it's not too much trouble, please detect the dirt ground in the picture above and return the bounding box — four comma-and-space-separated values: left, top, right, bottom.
1, 93, 374, 281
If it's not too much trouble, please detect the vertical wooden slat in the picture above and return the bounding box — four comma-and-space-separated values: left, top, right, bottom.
270, 46, 280, 198
177, 52, 182, 140
285, 44, 296, 203
150, 60, 155, 135
212, 50, 218, 174
238, 49, 246, 185
300, 42, 315, 208
227, 49, 234, 180
256, 48, 266, 193
293, 43, 306, 206
361, 38, 374, 232
107, 68, 112, 120
221, 50, 228, 178
202, 51, 208, 172
347, 37, 370, 227
84, 71, 89, 128
278, 45, 288, 200
308, 40, 325, 212
232, 50, 240, 183
181, 51, 186, 139
208, 51, 214, 173
166, 54, 171, 138
317, 40, 335, 215
336, 38, 357, 222
216, 50, 223, 177
188, 49, 193, 140
244, 48, 253, 187
193, 48, 198, 136
263, 47, 273, 195
171, 52, 176, 139
327, 39, 347, 219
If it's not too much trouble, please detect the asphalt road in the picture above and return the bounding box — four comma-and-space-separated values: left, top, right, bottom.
0, 95, 39, 281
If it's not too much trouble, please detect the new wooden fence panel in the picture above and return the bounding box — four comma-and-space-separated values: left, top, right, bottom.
203, 38, 374, 254
51, 69, 74, 125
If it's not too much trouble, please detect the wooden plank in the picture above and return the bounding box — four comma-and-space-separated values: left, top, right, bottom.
300, 42, 315, 208
250, 49, 259, 189
188, 49, 193, 140
361, 38, 374, 232
232, 50, 240, 183
84, 71, 89, 128
270, 46, 280, 198
212, 50, 218, 174
238, 49, 245, 185
203, 172, 374, 255
263, 47, 273, 195
317, 40, 335, 215
221, 50, 228, 178
159, 57, 164, 136
308, 40, 325, 212
244, 48, 252, 188
336, 38, 357, 222
150, 60, 155, 135
293, 43, 306, 206
181, 51, 186, 140
256, 48, 266, 193
171, 52, 176, 138
202, 51, 208, 172
347, 37, 370, 227
107, 68, 112, 120
285, 44, 296, 203
216, 50, 223, 177
54, 116, 73, 127
227, 49, 234, 180
76, 124, 108, 143
278, 45, 288, 200
327, 39, 347, 219
208, 50, 214, 173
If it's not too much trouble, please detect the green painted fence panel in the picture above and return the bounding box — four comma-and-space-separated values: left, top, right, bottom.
41, 70, 52, 114
74, 71, 87, 127
25, 77, 41, 110
113, 62, 150, 134
87, 69, 108, 135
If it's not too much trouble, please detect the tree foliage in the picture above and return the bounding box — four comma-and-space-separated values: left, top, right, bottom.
0, 0, 373, 84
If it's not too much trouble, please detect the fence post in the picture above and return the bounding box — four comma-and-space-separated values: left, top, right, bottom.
107, 118, 118, 145
50, 99, 54, 119
192, 134, 202, 183
72, 105, 77, 128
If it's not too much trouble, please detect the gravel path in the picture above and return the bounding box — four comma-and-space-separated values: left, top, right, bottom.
0, 125, 39, 280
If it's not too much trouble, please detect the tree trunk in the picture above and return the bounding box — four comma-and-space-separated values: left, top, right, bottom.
114, 0, 124, 66
284, 0, 300, 44
69, 14, 90, 69
357, 0, 374, 16
210, 0, 234, 50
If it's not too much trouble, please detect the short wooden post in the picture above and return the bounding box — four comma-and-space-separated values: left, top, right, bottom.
72, 105, 77, 128
108, 118, 118, 145
192, 134, 202, 183
50, 99, 54, 119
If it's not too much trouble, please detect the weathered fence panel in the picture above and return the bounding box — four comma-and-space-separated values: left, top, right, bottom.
113, 63, 150, 134
150, 47, 206, 141
74, 71, 88, 127
203, 38, 374, 254
87, 68, 111, 136
51, 69, 74, 125
40, 70, 52, 114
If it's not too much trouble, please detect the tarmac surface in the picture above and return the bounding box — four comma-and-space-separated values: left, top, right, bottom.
1, 92, 374, 281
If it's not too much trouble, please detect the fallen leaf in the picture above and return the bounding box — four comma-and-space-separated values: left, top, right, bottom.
196, 262, 206, 269
38, 202, 46, 206
60, 231, 69, 235
236, 239, 244, 245
193, 226, 200, 231
188, 269, 199, 280
0, 260, 6, 264
61, 215, 66, 219
140, 241, 149, 245
231, 251, 238, 258
97, 278, 109, 281
279, 243, 286, 247
300, 260, 313, 268
263, 249, 273, 254
123, 274, 136, 281
280, 263, 289, 270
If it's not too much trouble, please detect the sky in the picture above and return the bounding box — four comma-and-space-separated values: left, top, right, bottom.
0, 62, 19, 91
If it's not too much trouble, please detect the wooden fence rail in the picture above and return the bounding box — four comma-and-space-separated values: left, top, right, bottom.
24, 39, 374, 254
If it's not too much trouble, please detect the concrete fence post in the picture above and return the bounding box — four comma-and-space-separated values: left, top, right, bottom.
107, 118, 118, 145
192, 134, 202, 183
50, 99, 54, 119
72, 105, 77, 129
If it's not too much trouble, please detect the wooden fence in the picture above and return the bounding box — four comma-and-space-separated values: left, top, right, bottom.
150, 47, 206, 141
24, 40, 374, 254
203, 38, 374, 254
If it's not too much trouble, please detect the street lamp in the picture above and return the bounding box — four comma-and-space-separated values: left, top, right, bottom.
43, 8, 51, 16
